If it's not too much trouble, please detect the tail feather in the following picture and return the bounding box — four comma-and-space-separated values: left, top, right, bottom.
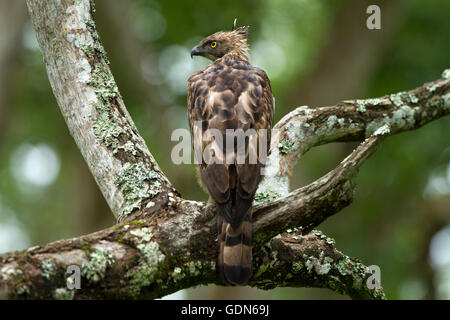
217, 205, 253, 285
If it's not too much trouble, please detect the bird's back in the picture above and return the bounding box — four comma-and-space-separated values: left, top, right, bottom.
188, 53, 273, 285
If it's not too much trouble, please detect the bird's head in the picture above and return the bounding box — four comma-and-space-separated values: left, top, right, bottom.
191, 23, 249, 62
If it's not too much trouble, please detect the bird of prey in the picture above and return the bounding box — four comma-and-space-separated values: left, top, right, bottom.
188, 22, 274, 285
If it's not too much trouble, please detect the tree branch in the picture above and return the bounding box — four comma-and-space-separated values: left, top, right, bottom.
257, 74, 450, 197
0, 214, 385, 300
1, 0, 448, 300
253, 230, 386, 300
25, 0, 176, 221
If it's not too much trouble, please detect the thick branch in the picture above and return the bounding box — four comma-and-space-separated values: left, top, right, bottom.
254, 230, 385, 300
257, 74, 450, 196
0, 218, 384, 300
26, 0, 175, 221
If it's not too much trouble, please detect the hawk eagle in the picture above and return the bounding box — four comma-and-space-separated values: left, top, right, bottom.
188, 25, 274, 285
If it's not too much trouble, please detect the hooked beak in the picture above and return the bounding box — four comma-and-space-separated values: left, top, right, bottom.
190, 45, 201, 59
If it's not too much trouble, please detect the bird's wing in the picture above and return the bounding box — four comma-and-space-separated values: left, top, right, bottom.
234, 67, 273, 201
188, 63, 273, 221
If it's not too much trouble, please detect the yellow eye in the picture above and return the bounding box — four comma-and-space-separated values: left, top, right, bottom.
210, 41, 217, 48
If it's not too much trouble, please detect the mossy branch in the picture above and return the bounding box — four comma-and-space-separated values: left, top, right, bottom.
25, 0, 176, 221
257, 73, 450, 196
1, 0, 448, 300
0, 214, 385, 300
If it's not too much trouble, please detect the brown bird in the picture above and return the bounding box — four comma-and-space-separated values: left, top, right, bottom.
188, 23, 274, 285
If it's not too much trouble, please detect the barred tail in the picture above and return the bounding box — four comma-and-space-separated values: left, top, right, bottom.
217, 206, 253, 286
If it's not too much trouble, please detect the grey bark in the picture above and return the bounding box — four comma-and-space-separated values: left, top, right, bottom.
25, 0, 176, 221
